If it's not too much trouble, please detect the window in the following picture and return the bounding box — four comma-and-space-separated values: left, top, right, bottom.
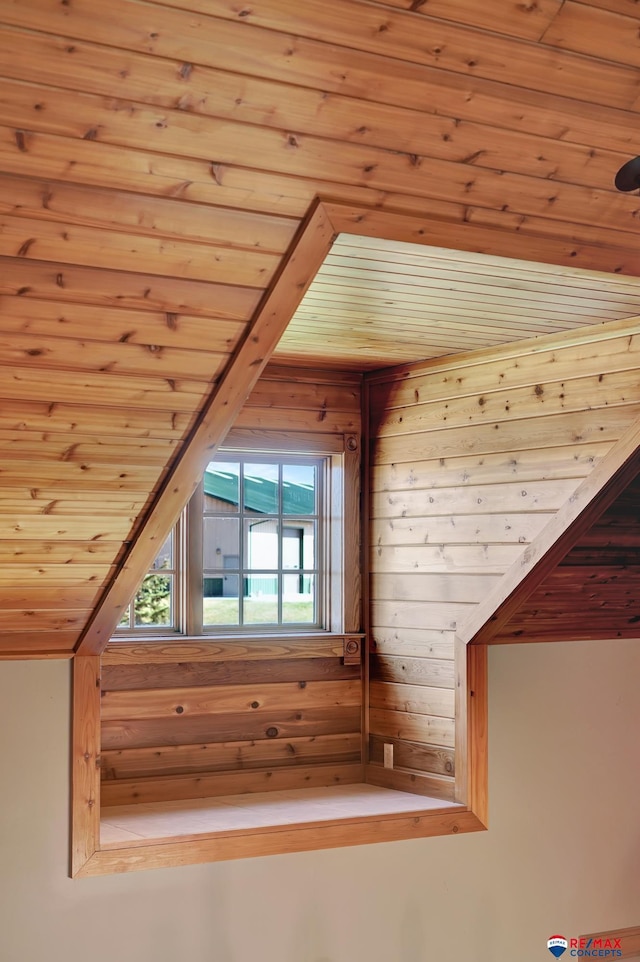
116, 449, 341, 637
199, 458, 322, 630
118, 528, 180, 631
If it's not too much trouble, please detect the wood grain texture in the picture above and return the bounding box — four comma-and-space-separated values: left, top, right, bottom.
101, 679, 362, 721
369, 735, 454, 776
101, 706, 363, 751
19, 0, 639, 867
0, 352, 360, 654
102, 657, 359, 691
77, 199, 337, 655
101, 762, 364, 805
466, 644, 488, 822
7, 0, 640, 658
102, 733, 362, 780
71, 655, 101, 876
365, 763, 456, 801
100, 636, 363, 805
457, 422, 640, 645
88, 804, 477, 875
489, 514, 640, 634
370, 653, 455, 688
366, 315, 640, 799
369, 681, 455, 718
368, 709, 455, 747
103, 636, 348, 664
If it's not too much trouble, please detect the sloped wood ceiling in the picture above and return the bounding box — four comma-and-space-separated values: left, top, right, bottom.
456, 418, 640, 645
4, 0, 640, 657
489, 474, 640, 641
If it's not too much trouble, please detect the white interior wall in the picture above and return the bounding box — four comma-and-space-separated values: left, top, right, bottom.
0, 639, 638, 962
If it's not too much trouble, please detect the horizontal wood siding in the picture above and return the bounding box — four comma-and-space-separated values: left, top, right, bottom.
366, 317, 640, 792
491, 472, 640, 642
101, 638, 363, 805
100, 368, 363, 805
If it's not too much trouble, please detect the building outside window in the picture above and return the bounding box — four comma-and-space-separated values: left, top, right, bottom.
201, 459, 321, 629
117, 454, 327, 636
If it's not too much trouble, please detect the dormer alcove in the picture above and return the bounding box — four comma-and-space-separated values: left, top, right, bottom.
54, 201, 640, 873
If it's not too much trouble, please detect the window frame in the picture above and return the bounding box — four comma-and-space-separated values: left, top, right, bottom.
114, 434, 360, 641
189, 453, 326, 635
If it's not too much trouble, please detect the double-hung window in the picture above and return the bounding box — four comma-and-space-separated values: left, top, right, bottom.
117, 451, 339, 637
196, 457, 322, 631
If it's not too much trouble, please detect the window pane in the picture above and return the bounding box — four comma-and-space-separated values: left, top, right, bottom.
282, 526, 302, 569
134, 573, 172, 627
283, 522, 315, 569
283, 573, 315, 624
244, 575, 278, 624
203, 595, 239, 626
204, 462, 240, 513
245, 519, 278, 570
200, 455, 323, 633
244, 463, 278, 513
283, 464, 316, 515
203, 518, 240, 569
150, 533, 172, 570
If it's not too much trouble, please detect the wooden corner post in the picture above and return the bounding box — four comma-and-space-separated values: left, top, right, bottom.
71, 655, 101, 877
455, 637, 488, 826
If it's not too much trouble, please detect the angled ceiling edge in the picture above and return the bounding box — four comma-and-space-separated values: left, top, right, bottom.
75, 198, 336, 656
456, 414, 640, 647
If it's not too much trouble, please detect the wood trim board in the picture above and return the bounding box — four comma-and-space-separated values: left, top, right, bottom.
579, 927, 640, 961
76, 198, 338, 655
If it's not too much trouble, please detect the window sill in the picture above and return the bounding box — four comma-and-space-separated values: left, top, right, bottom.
102, 634, 364, 665
106, 631, 363, 647
77, 784, 480, 876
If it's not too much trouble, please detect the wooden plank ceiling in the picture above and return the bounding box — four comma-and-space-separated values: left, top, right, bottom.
280, 235, 640, 369
4, 0, 640, 656
457, 420, 640, 644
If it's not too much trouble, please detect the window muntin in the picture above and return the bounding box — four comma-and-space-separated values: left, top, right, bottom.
201, 458, 322, 630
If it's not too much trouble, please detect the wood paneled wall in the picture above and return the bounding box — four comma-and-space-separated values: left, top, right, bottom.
101, 638, 362, 806
225, 362, 361, 449
365, 315, 640, 796
100, 364, 363, 806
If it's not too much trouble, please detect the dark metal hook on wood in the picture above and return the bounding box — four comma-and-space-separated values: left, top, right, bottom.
615, 156, 640, 192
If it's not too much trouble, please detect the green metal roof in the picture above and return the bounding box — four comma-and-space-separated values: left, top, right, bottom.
203, 468, 315, 515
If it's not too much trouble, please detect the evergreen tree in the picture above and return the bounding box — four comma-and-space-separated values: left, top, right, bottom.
134, 572, 171, 625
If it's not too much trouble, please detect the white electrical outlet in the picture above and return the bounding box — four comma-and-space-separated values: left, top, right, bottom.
383, 743, 394, 769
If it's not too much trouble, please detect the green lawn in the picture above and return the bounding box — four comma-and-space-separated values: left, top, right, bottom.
125, 593, 315, 628
203, 597, 314, 626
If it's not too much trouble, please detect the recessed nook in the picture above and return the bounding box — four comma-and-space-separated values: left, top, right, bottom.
71, 200, 640, 875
